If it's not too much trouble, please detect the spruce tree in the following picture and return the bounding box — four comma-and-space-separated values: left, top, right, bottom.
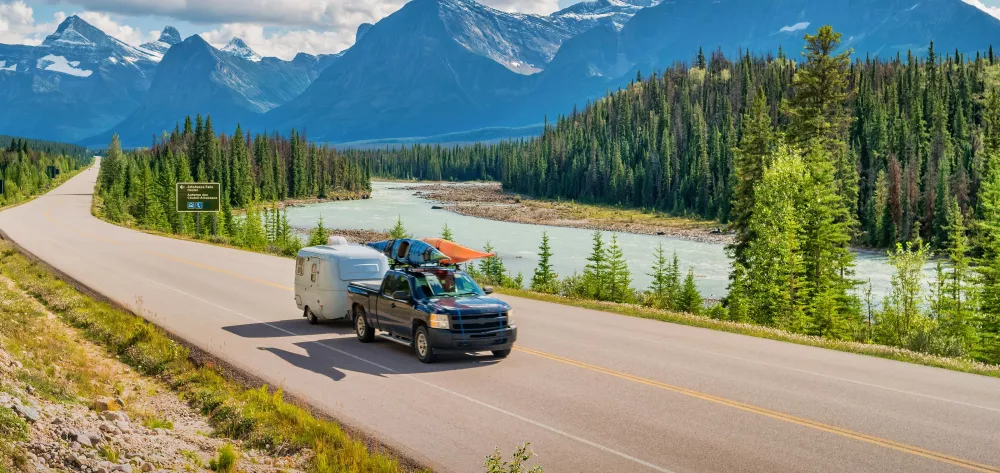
308, 217, 329, 247
531, 232, 557, 293
441, 223, 455, 241
229, 124, 253, 208
582, 231, 608, 300
605, 234, 632, 303
647, 243, 672, 307
975, 153, 1000, 364
679, 268, 702, 314
389, 216, 411, 239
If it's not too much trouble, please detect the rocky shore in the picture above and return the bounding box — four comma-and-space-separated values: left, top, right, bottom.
398, 182, 733, 244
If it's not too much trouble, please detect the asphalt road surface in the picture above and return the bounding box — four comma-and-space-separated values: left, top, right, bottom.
2, 162, 999, 473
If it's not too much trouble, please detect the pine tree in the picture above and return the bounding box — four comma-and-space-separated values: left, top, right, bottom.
729, 88, 773, 266
605, 234, 632, 303
582, 231, 608, 300
229, 124, 253, 208
975, 153, 1000, 364
939, 200, 977, 355
647, 244, 672, 308
679, 268, 702, 314
531, 232, 558, 293
308, 217, 329, 247
388, 216, 411, 239
441, 223, 455, 241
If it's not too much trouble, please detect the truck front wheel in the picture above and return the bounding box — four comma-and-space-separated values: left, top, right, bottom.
491, 349, 511, 358
354, 307, 375, 343
414, 326, 437, 363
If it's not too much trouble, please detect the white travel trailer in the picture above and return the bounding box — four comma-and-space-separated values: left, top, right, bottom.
295, 236, 389, 324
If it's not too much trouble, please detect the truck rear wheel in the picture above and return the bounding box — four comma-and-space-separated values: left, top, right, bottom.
354, 307, 374, 343
414, 325, 437, 363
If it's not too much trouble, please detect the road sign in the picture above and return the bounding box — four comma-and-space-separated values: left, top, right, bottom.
176, 182, 220, 213
0, 179, 4, 195
46, 166, 60, 179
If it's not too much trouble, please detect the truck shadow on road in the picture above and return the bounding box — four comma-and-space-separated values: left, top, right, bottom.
223, 320, 502, 382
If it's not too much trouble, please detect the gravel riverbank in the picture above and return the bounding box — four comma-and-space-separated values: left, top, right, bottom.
394, 182, 734, 244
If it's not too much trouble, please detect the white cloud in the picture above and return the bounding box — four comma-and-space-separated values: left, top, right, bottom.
0, 1, 56, 45
963, 0, 1000, 19
76, 11, 158, 46
201, 23, 355, 60
779, 21, 810, 33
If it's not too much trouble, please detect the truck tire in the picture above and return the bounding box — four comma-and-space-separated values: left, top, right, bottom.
414, 325, 437, 363
304, 307, 319, 325
491, 349, 511, 358
354, 307, 375, 343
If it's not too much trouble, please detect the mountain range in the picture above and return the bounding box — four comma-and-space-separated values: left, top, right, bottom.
1, 0, 998, 147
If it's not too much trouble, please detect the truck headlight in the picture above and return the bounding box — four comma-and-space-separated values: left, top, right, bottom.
429, 313, 450, 329
505, 309, 513, 324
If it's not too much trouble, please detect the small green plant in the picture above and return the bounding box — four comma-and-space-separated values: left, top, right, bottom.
142, 416, 174, 430
484, 443, 542, 473
0, 407, 29, 442
98, 444, 119, 463
209, 444, 237, 473
179, 450, 204, 468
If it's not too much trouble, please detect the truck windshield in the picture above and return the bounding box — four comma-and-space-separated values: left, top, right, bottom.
414, 271, 484, 298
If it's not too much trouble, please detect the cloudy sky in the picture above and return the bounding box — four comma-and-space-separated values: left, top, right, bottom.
3, 0, 1000, 60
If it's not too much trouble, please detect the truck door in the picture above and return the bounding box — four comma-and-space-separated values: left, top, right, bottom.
379, 272, 414, 337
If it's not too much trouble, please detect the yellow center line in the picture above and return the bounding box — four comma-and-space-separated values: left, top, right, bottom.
514, 346, 1000, 473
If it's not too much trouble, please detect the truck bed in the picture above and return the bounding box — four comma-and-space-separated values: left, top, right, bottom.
348, 280, 382, 293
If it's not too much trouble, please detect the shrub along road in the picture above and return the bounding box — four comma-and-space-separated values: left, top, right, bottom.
1, 162, 999, 473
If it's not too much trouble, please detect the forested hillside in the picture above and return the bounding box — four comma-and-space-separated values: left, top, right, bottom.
356, 39, 999, 250
0, 138, 88, 207
95, 117, 370, 250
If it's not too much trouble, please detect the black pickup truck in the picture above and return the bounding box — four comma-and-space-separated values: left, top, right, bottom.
347, 267, 517, 363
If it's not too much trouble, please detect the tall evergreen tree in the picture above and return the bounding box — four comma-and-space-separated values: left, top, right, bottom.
531, 232, 558, 293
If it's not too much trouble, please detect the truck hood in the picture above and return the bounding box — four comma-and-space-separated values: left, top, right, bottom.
423, 296, 510, 316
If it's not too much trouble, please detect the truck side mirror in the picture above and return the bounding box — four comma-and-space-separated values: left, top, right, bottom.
392, 291, 410, 301
483, 286, 494, 295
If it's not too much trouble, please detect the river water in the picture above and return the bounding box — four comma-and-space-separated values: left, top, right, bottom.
286, 182, 904, 300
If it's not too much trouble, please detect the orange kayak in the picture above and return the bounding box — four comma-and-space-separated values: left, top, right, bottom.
422, 238, 495, 264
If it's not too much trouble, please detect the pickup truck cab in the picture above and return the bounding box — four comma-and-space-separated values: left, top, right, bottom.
348, 267, 517, 363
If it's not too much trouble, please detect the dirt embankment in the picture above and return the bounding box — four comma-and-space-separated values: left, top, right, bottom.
396, 182, 734, 244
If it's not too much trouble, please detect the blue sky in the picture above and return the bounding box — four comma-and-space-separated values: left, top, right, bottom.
4, 0, 1000, 59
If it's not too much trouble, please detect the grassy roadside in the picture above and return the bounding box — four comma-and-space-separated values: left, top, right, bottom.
496, 287, 1000, 379
0, 241, 413, 473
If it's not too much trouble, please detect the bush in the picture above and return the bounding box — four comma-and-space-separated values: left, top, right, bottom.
484, 443, 542, 473
0, 407, 29, 442
209, 444, 237, 473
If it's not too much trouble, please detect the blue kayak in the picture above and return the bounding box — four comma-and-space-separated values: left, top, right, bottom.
368, 239, 448, 266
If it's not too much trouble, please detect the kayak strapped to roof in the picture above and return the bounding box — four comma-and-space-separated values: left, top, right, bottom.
422, 238, 495, 264
367, 239, 448, 266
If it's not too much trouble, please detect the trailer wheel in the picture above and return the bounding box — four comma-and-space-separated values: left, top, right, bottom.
304, 307, 319, 325
354, 306, 375, 343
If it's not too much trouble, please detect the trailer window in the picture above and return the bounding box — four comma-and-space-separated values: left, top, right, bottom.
296, 257, 304, 276
310, 263, 318, 282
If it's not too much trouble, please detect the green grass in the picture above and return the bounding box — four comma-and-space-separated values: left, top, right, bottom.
497, 287, 1000, 379
98, 444, 120, 463
209, 444, 237, 473
0, 241, 410, 473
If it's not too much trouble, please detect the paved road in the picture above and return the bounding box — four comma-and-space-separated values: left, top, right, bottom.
2, 163, 999, 473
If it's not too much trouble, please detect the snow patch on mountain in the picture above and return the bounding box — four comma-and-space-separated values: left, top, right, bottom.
0, 61, 16, 72
780, 21, 810, 33
37, 54, 93, 77
221, 38, 262, 62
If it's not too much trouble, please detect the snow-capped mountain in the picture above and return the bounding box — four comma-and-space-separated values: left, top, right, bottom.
87, 35, 333, 147
220, 38, 262, 62
0, 16, 159, 142
139, 26, 182, 55
552, 0, 660, 31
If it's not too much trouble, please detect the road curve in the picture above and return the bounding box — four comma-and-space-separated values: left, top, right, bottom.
2, 163, 999, 473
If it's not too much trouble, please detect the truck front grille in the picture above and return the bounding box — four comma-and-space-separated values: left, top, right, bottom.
449, 312, 508, 336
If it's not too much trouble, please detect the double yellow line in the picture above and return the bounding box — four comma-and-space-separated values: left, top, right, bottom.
515, 346, 1000, 472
